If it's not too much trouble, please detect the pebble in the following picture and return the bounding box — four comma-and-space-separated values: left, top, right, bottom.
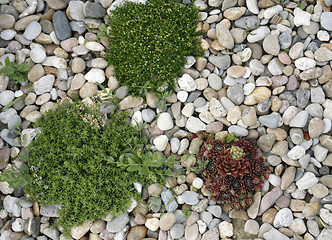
321, 12, 332, 31
161, 189, 178, 212
215, 22, 234, 49
0, 90, 15, 106
153, 135, 168, 152
218, 221, 233, 238
185, 223, 198, 240
24, 21, 41, 40
159, 212, 176, 231
170, 224, 185, 239
30, 47, 46, 63
296, 172, 318, 190
178, 74, 196, 92
145, 217, 159, 231
244, 219, 259, 235
157, 112, 173, 131
273, 208, 293, 228
52, 11, 71, 40
289, 111, 308, 128
85, 69, 105, 84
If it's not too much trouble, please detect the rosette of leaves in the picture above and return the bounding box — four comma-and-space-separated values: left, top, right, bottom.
22, 99, 175, 235
104, 0, 203, 96
198, 136, 272, 209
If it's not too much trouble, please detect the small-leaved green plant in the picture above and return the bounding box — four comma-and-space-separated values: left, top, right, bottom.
17, 98, 177, 236
103, 0, 203, 96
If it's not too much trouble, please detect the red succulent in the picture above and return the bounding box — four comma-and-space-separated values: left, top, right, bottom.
198, 137, 272, 209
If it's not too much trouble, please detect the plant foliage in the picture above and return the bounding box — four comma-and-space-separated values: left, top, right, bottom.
198, 137, 272, 209
104, 0, 203, 96
23, 98, 175, 235
0, 57, 30, 84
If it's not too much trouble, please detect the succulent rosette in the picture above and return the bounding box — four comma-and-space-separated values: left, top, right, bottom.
199, 137, 272, 209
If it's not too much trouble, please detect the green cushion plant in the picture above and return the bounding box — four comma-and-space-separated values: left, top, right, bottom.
104, 0, 204, 96
1, 98, 175, 236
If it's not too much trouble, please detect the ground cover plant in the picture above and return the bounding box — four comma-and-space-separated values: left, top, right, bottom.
1, 98, 176, 235
104, 0, 204, 96
197, 136, 272, 209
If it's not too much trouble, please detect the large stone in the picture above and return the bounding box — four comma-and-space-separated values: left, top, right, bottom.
216, 22, 234, 49
70, 221, 93, 240
52, 11, 71, 40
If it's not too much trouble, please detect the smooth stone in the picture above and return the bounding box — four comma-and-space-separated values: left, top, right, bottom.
208, 54, 231, 70
244, 219, 259, 235
159, 212, 176, 231
178, 74, 196, 92
259, 113, 282, 129
263, 33, 280, 56
24, 21, 41, 40
52, 11, 71, 40
181, 191, 199, 205
79, 82, 98, 99
157, 112, 173, 131
294, 7, 311, 27
0, 90, 15, 106
321, 12, 332, 31
247, 26, 270, 43
70, 221, 93, 240
295, 57, 316, 70
296, 172, 318, 190
208, 73, 222, 90
170, 224, 185, 239
244, 87, 271, 105
218, 221, 233, 238
161, 189, 178, 212
30, 48, 46, 63
106, 213, 129, 233
215, 22, 234, 49
83, 2, 106, 18
153, 135, 168, 151
289, 111, 308, 128
258, 187, 283, 216
84, 69, 105, 84
273, 208, 293, 228
68, 1, 85, 21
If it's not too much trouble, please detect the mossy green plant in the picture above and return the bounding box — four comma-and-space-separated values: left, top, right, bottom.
104, 0, 203, 96
22, 98, 175, 235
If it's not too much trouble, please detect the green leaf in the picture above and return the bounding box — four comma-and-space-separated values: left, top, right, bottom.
225, 133, 236, 143
98, 24, 106, 32
18, 63, 30, 72
127, 165, 141, 172
19, 163, 29, 175
139, 165, 149, 175
16, 176, 27, 187
4, 57, 11, 66
23, 174, 33, 184
165, 168, 172, 176
0, 66, 14, 75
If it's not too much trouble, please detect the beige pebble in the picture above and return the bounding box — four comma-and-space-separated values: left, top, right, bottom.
244, 87, 271, 105
227, 66, 246, 78
223, 7, 246, 20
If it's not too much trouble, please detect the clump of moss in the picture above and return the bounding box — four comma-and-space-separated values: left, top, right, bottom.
104, 0, 203, 96
24, 98, 174, 235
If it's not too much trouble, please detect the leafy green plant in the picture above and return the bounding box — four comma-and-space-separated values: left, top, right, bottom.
0, 57, 30, 84
104, 0, 203, 96
20, 98, 176, 236
297, 2, 306, 10
0, 163, 33, 188
182, 206, 192, 218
